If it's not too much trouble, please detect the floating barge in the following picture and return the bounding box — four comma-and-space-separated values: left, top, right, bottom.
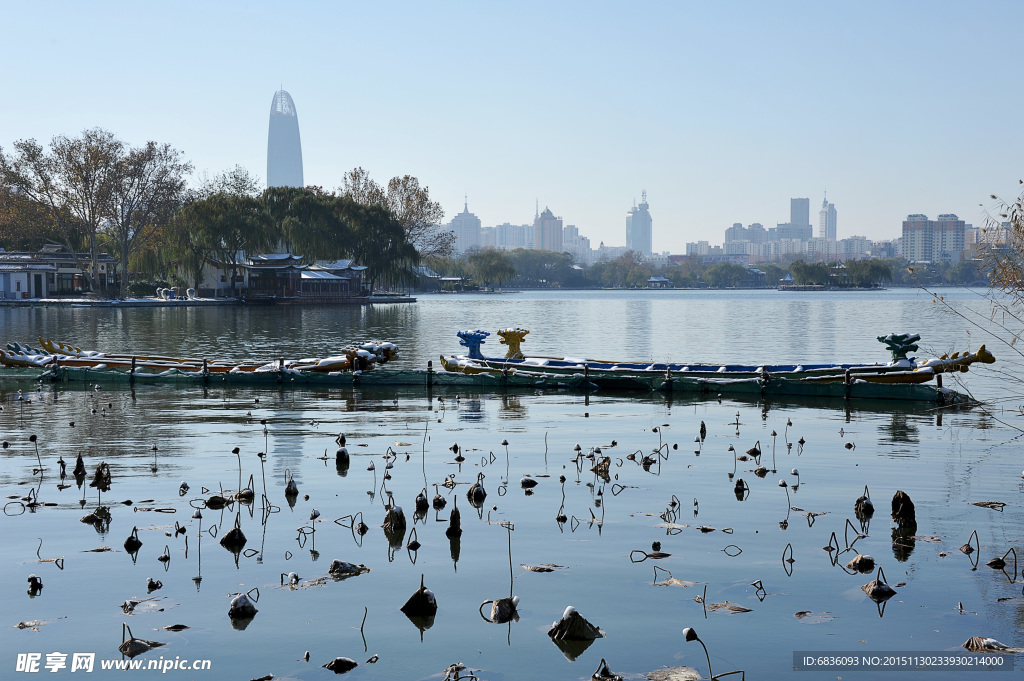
0, 330, 991, 405
435, 329, 992, 404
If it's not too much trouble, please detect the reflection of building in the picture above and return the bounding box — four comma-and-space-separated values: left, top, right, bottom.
267, 90, 304, 188
534, 207, 563, 252
902, 213, 966, 263
625, 191, 652, 255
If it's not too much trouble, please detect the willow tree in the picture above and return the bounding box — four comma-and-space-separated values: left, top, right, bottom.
467, 249, 516, 289
344, 201, 419, 290
844, 259, 893, 288
263, 186, 351, 259
179, 192, 275, 295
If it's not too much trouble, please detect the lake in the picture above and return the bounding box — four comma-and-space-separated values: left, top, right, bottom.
1, 288, 1021, 680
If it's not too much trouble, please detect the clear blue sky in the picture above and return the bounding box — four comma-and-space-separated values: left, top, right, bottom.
2, 0, 1021, 253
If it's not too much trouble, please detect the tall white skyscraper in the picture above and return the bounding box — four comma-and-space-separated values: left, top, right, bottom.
819, 193, 835, 241
625, 191, 653, 255
818, 194, 837, 241
267, 90, 303, 188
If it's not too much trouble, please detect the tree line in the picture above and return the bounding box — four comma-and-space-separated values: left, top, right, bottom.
0, 128, 451, 296
423, 249, 996, 290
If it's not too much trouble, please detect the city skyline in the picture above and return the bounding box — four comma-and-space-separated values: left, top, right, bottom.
1, 2, 1021, 253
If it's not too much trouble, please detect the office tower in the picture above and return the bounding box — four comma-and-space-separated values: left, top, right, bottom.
449, 200, 482, 253
534, 207, 563, 252
791, 198, 810, 228
625, 191, 653, 255
774, 198, 813, 241
819, 194, 837, 241
267, 89, 304, 188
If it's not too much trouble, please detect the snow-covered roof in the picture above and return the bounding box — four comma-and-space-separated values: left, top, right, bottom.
314, 260, 367, 272
301, 270, 349, 281
0, 263, 58, 272
249, 253, 303, 263
414, 265, 441, 278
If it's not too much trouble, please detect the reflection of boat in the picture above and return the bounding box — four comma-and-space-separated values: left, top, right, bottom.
438, 328, 992, 401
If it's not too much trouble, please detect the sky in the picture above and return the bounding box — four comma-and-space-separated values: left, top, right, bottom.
2, 1, 1022, 254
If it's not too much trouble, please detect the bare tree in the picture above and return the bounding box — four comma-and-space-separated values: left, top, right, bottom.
0, 129, 122, 292
195, 164, 261, 199
979, 180, 1024, 306
339, 167, 453, 258
339, 167, 386, 206
386, 175, 452, 257
107, 142, 192, 298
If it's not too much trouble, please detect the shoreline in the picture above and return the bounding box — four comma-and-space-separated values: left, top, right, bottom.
0, 294, 417, 307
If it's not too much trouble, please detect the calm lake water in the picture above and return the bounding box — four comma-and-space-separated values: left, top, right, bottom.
1, 289, 1022, 680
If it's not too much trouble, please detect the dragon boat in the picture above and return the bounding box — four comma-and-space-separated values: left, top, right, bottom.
438, 328, 994, 400
0, 338, 398, 377
0, 330, 990, 403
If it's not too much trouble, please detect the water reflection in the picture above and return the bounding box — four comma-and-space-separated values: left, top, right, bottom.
3, 294, 1023, 680
878, 412, 919, 444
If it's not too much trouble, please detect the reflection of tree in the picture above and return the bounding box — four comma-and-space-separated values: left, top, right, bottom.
878, 413, 918, 444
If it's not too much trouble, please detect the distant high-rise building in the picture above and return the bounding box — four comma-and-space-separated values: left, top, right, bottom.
494, 223, 532, 250
724, 223, 746, 243
902, 213, 966, 263
563, 224, 593, 265
791, 198, 810, 228
449, 200, 482, 253
772, 198, 813, 242
267, 90, 304, 188
625, 191, 653, 255
747, 223, 767, 243
534, 208, 563, 252
725, 222, 768, 245
818, 194, 837, 241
